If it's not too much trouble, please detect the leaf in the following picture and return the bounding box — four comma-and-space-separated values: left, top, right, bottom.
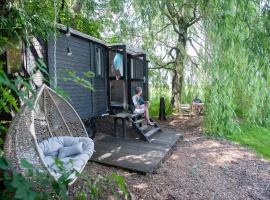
11, 173, 36, 200
20, 159, 34, 170
0, 156, 9, 170
110, 173, 129, 196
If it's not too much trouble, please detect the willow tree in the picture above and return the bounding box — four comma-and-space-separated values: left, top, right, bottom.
129, 0, 203, 108
201, 0, 270, 135
59, 0, 125, 39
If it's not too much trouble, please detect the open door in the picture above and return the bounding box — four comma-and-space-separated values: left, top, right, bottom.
107, 44, 148, 112
128, 54, 148, 106
108, 45, 128, 110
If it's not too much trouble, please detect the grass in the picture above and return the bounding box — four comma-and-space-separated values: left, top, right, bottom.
227, 124, 270, 160
149, 96, 173, 117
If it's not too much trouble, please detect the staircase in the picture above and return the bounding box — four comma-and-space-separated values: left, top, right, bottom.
130, 113, 161, 142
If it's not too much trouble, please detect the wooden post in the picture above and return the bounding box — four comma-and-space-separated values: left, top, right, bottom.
159, 97, 166, 120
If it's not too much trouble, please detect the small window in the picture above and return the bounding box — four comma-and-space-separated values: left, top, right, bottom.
6, 42, 23, 74
130, 58, 134, 78
0, 52, 7, 72
95, 47, 102, 76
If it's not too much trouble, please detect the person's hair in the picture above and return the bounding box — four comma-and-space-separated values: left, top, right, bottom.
135, 86, 142, 94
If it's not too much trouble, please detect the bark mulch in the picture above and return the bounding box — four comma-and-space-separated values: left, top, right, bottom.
76, 114, 270, 200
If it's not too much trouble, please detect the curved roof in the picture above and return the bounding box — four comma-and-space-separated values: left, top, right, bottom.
58, 24, 146, 57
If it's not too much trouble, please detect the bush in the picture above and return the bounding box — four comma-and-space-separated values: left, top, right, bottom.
0, 156, 129, 199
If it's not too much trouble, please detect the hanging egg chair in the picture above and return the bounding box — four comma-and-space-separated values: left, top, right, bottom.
4, 84, 94, 185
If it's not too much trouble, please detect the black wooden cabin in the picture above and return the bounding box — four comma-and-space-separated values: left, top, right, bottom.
0, 26, 149, 122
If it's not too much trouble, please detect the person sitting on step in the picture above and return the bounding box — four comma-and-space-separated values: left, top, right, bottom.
132, 86, 154, 126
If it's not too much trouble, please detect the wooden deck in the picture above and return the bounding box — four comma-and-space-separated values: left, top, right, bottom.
91, 128, 183, 173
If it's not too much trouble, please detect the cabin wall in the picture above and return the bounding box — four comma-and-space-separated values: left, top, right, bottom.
47, 32, 107, 119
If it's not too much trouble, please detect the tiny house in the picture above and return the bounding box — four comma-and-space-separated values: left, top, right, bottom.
0, 26, 149, 123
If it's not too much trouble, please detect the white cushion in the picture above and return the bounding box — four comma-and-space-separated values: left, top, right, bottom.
38, 137, 62, 156
58, 142, 83, 159
38, 136, 94, 180
44, 156, 55, 167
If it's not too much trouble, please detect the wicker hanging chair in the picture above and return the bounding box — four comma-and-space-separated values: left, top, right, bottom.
4, 84, 93, 185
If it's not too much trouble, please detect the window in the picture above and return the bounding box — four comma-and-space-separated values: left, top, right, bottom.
6, 42, 23, 74
95, 47, 102, 76
130, 58, 134, 78
0, 52, 7, 72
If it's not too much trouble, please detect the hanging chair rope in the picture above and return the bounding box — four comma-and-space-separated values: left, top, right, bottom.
53, 0, 58, 87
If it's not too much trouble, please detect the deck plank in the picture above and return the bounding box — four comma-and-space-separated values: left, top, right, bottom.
91, 129, 183, 173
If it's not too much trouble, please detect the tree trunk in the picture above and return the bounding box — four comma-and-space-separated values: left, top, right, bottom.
170, 28, 187, 109
171, 70, 180, 109
159, 97, 166, 120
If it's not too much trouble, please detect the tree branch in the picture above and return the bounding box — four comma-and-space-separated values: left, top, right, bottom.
187, 16, 202, 28
187, 38, 200, 57
186, 2, 201, 28
155, 23, 171, 35
149, 60, 175, 71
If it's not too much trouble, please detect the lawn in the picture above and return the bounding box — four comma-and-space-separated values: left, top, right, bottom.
149, 96, 173, 117
227, 124, 270, 160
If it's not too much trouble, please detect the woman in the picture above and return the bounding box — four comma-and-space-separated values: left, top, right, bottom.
132, 87, 154, 126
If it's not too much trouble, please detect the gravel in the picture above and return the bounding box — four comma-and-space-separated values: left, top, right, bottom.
75, 115, 270, 200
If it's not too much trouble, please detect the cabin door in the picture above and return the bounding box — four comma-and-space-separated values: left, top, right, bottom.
108, 46, 128, 110
129, 54, 148, 106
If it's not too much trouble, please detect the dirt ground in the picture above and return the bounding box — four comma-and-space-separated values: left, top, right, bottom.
83, 115, 270, 200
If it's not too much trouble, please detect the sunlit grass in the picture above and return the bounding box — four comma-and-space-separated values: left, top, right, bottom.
149, 96, 173, 117
227, 124, 270, 160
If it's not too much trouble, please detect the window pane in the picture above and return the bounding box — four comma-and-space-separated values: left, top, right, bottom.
7, 43, 23, 74
130, 58, 134, 78
0, 53, 7, 72
95, 47, 102, 76
109, 50, 123, 77
110, 80, 125, 107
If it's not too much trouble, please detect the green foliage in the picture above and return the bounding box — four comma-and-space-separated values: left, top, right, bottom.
0, 156, 130, 199
149, 95, 173, 117
72, 15, 102, 38
59, 0, 125, 39
0, 86, 19, 113
0, 0, 55, 52
75, 172, 129, 199
0, 69, 35, 108
227, 124, 270, 160
201, 0, 270, 135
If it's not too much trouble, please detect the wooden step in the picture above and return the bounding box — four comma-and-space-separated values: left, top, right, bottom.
140, 125, 149, 132
133, 118, 144, 124
144, 127, 161, 138
131, 113, 143, 118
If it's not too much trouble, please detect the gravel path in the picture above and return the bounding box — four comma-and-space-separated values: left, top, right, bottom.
81, 115, 270, 200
